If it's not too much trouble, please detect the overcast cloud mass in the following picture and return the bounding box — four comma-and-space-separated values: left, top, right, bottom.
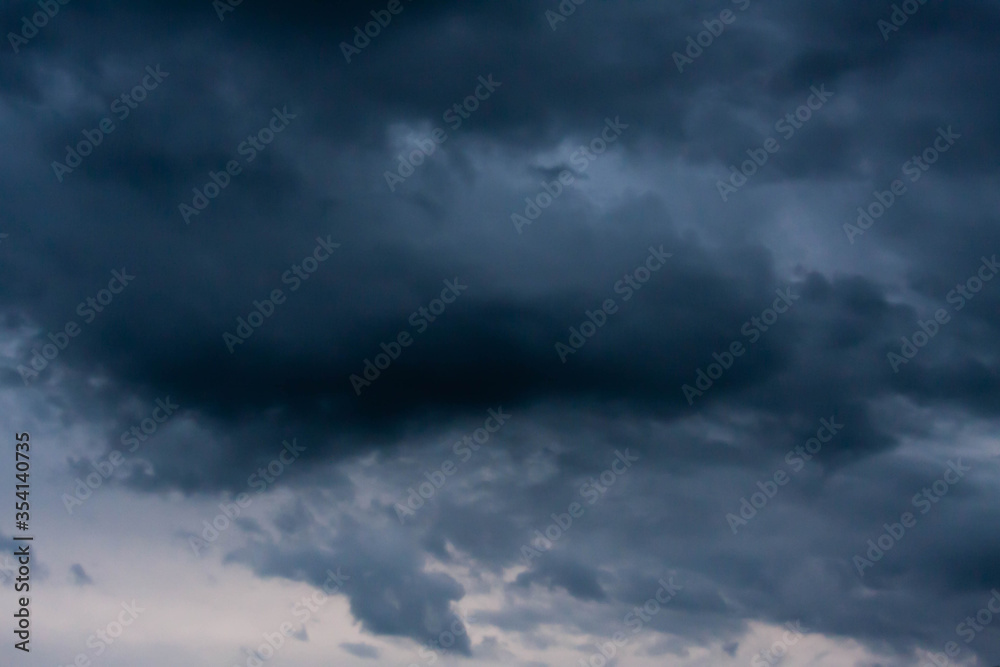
1, 0, 999, 665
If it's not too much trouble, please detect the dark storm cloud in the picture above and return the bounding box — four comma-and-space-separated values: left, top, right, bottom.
340, 641, 379, 659
512, 554, 608, 602
69, 562, 93, 585
2, 1, 997, 451
224, 515, 472, 654
3, 0, 1000, 663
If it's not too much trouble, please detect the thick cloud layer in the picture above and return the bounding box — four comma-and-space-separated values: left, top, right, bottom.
2, 0, 999, 664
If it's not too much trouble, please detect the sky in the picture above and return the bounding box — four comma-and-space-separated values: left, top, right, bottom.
1, 0, 1000, 665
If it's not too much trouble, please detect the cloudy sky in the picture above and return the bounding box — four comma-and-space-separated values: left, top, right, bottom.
2, 0, 999, 665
